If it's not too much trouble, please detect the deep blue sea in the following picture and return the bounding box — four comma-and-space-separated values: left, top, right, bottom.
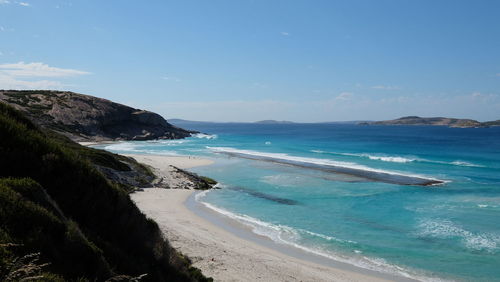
95, 123, 500, 281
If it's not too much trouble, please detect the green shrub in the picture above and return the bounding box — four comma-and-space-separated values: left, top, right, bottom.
0, 102, 209, 281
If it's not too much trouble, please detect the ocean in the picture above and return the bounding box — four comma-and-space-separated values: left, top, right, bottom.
94, 123, 500, 281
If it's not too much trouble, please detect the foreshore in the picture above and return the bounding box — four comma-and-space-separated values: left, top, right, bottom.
125, 153, 397, 282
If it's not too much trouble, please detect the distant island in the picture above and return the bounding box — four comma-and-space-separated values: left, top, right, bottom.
254, 120, 295, 124
169, 119, 295, 124
360, 116, 500, 128
170, 117, 500, 128
169, 119, 369, 125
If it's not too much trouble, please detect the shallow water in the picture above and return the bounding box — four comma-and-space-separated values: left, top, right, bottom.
95, 124, 500, 281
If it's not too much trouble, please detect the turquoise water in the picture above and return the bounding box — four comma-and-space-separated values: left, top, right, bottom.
95, 124, 500, 281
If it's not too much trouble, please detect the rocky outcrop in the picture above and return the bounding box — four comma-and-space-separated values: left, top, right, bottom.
365, 116, 487, 128
0, 90, 194, 141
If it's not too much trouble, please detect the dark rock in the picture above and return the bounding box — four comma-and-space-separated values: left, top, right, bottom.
170, 166, 218, 190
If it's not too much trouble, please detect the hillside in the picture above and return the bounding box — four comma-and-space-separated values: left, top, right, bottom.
0, 90, 193, 141
482, 120, 500, 127
366, 116, 486, 128
0, 102, 211, 281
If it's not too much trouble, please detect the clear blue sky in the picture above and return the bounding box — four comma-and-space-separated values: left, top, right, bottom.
1, 0, 499, 122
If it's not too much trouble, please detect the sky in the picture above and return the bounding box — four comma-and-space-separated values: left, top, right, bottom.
1, 0, 499, 122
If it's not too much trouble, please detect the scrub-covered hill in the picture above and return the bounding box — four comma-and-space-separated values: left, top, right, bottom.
0, 102, 211, 281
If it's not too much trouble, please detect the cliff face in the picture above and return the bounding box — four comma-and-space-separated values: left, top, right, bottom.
369, 116, 484, 128
0, 90, 193, 141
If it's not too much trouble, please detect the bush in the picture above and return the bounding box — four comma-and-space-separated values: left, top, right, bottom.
0, 102, 208, 281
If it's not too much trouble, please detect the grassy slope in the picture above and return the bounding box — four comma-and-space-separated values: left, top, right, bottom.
0, 102, 210, 281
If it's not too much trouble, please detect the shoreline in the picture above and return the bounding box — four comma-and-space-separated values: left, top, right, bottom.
133, 188, 396, 282
124, 153, 408, 281
187, 191, 418, 282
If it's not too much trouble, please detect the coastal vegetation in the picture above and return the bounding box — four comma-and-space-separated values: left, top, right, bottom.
0, 102, 212, 281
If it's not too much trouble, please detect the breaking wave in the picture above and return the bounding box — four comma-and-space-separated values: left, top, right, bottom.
102, 142, 179, 155
191, 133, 218, 139
195, 190, 443, 281
310, 150, 484, 167
209, 147, 444, 186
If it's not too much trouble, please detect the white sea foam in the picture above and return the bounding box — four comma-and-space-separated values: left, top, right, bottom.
366, 155, 415, 163
417, 219, 500, 253
104, 142, 137, 151
195, 191, 444, 281
300, 229, 356, 244
103, 142, 179, 156
310, 150, 416, 163
422, 159, 484, 168
209, 146, 443, 183
157, 140, 186, 145
192, 133, 218, 139
145, 139, 185, 144
194, 189, 212, 202
450, 161, 484, 167
310, 150, 484, 167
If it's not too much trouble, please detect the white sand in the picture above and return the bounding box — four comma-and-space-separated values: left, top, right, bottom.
123, 154, 214, 169
124, 154, 214, 189
128, 154, 392, 282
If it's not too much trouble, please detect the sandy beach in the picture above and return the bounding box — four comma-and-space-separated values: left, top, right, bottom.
127, 154, 394, 282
